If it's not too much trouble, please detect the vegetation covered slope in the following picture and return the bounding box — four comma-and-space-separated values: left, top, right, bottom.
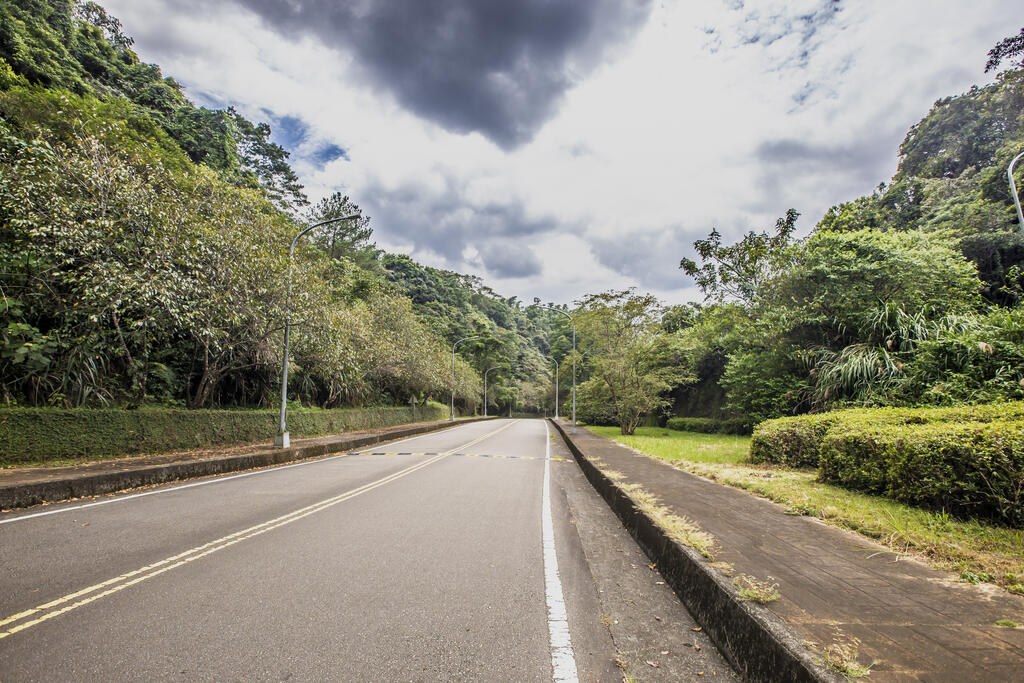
667, 47, 1024, 429
0, 0, 557, 414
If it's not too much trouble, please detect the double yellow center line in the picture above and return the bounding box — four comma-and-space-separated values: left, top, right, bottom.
0, 420, 518, 640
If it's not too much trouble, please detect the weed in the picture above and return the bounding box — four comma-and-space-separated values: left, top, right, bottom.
995, 619, 1019, 628
614, 656, 637, 683
710, 561, 736, 576
959, 570, 995, 584
785, 501, 817, 516
622, 485, 718, 559
733, 574, 780, 603
1008, 584, 1024, 595
821, 626, 872, 679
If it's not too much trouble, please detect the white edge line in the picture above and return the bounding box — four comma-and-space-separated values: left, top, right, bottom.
0, 419, 505, 526
543, 420, 579, 682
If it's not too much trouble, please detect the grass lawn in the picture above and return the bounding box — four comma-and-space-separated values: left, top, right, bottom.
589, 425, 1024, 594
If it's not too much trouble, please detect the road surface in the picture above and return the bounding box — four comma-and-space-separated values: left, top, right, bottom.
0, 419, 734, 681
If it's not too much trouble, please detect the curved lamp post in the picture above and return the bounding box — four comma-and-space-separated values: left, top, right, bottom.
543, 354, 559, 419
277, 212, 361, 448
1009, 150, 1024, 232
483, 365, 505, 418
451, 335, 480, 421
540, 306, 576, 432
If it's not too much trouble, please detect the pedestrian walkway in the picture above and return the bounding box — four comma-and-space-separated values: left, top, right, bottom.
0, 417, 487, 510
558, 422, 1024, 681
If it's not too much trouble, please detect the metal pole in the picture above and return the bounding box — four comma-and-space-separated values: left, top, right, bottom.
277, 212, 360, 448
1009, 150, 1024, 232
540, 306, 576, 432
450, 335, 480, 421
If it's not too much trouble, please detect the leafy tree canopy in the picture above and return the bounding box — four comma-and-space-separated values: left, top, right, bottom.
0, 0, 306, 211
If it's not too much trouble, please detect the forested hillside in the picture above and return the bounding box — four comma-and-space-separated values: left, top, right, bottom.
669, 49, 1024, 427
0, 0, 558, 414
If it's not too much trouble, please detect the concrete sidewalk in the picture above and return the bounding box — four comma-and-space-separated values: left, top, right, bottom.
553, 420, 1024, 682
0, 417, 491, 511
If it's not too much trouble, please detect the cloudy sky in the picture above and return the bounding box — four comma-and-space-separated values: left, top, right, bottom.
104, 0, 1019, 305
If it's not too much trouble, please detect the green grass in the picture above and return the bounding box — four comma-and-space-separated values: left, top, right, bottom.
589, 426, 750, 465
594, 425, 1024, 594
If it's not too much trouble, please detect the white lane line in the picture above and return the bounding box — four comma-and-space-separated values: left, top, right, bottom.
543, 420, 579, 682
0, 421, 521, 638
0, 453, 448, 639
0, 420, 511, 526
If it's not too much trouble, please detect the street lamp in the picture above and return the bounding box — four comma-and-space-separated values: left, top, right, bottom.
277, 212, 361, 448
543, 355, 559, 420
540, 305, 576, 432
451, 335, 480, 421
483, 365, 505, 418
1009, 150, 1024, 232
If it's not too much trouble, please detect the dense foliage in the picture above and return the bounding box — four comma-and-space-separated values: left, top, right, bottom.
0, 1, 556, 415
670, 45, 1024, 426
0, 402, 448, 464
751, 404, 1024, 526
0, 0, 305, 211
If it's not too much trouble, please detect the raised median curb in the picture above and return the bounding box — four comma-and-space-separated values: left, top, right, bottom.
0, 417, 494, 511
549, 419, 840, 683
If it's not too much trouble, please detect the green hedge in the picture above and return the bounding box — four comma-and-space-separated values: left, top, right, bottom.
750, 402, 1024, 526
819, 419, 1024, 526
666, 416, 752, 435
0, 402, 448, 465
751, 403, 1024, 467
749, 413, 841, 467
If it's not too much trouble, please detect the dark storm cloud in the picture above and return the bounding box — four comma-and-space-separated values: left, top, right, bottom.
756, 137, 887, 171
476, 241, 543, 279
359, 173, 549, 278
590, 226, 694, 291
227, 0, 653, 149
750, 134, 896, 213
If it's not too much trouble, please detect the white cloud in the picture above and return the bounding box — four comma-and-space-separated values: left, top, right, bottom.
104, 0, 1019, 305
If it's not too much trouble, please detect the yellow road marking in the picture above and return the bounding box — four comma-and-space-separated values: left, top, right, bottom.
0, 420, 519, 640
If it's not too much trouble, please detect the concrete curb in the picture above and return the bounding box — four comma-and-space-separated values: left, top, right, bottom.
549, 419, 841, 683
1, 417, 494, 511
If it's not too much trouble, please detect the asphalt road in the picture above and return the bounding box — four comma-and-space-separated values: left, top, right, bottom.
0, 419, 734, 681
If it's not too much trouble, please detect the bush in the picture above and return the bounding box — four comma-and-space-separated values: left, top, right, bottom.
751, 402, 1024, 467
819, 419, 1024, 526
667, 416, 717, 432
0, 402, 447, 465
750, 413, 840, 467
667, 416, 752, 435
751, 402, 1024, 526
573, 380, 619, 426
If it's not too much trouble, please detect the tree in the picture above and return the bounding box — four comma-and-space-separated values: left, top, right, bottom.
680, 209, 799, 304
574, 290, 690, 435
308, 192, 378, 267
985, 27, 1024, 73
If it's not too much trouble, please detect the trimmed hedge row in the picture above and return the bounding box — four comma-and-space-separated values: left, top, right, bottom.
820, 419, 1024, 526
666, 416, 752, 435
751, 403, 1024, 526
0, 402, 448, 465
749, 413, 841, 467
751, 403, 1024, 467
